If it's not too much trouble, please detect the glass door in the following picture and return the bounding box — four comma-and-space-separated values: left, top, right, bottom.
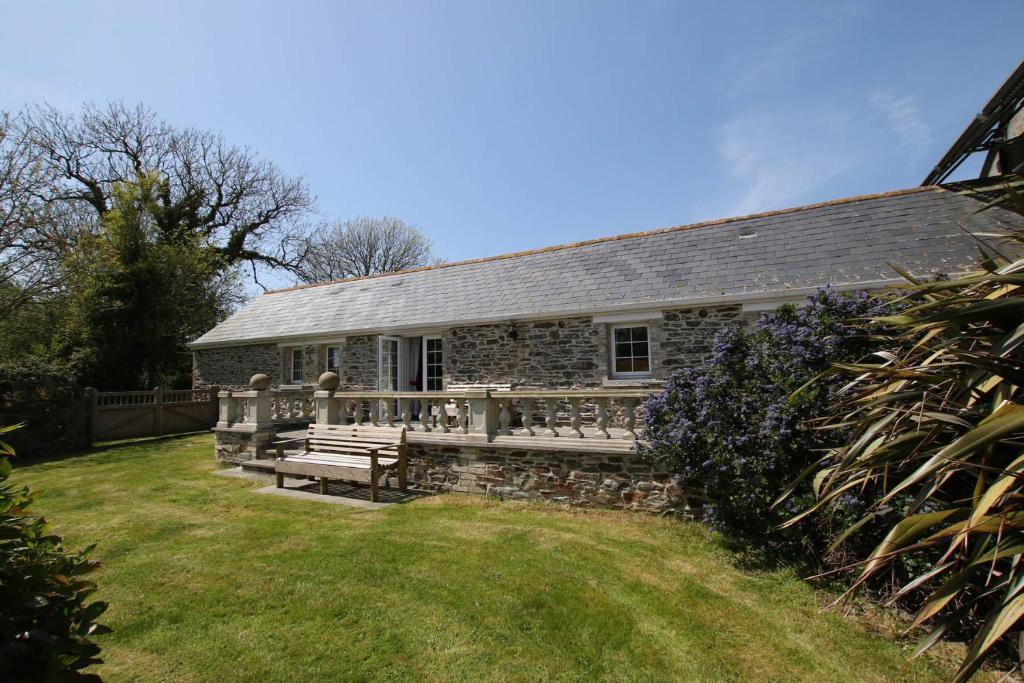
378, 336, 401, 420
379, 337, 401, 391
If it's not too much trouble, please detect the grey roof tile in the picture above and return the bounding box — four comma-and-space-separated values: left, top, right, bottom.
190, 186, 1013, 347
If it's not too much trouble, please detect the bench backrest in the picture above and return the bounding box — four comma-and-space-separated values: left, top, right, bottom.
306, 423, 406, 455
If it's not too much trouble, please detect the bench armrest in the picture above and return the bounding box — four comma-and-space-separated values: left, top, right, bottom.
275, 436, 309, 459
367, 441, 405, 454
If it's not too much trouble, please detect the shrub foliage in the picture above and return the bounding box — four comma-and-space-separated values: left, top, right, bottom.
0, 425, 109, 681
782, 191, 1024, 681
639, 289, 886, 559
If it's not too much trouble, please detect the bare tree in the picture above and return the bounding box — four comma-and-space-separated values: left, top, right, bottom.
16, 102, 317, 287
294, 216, 436, 283
0, 112, 67, 316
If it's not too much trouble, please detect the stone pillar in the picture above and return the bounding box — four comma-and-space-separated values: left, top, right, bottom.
213, 373, 278, 463
314, 372, 341, 424
216, 390, 236, 428
467, 390, 497, 442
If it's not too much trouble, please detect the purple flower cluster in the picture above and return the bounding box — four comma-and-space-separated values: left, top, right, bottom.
638, 287, 888, 554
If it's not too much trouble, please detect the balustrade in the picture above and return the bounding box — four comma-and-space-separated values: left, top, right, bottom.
217, 382, 656, 443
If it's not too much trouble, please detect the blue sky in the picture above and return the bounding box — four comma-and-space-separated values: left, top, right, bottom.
3, 0, 1022, 288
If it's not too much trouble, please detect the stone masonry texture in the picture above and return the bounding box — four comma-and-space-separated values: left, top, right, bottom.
194, 305, 754, 391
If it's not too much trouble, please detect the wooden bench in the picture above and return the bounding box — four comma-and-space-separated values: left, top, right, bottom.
274, 424, 408, 502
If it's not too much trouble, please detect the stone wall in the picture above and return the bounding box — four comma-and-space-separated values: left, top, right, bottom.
445, 305, 750, 388
404, 443, 704, 515
194, 304, 756, 390
341, 335, 378, 390
652, 305, 752, 377
448, 316, 605, 389
193, 344, 283, 390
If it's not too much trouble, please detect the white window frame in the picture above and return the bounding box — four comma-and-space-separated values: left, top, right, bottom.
609, 324, 652, 378
378, 336, 403, 392
288, 347, 304, 384
422, 335, 443, 392
325, 345, 342, 374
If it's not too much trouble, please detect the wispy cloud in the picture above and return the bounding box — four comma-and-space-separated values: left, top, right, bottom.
869, 91, 931, 151
719, 30, 819, 97
713, 108, 862, 216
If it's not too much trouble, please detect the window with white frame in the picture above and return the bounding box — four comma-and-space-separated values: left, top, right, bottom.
611, 325, 651, 377
423, 336, 443, 391
326, 345, 341, 374
289, 348, 303, 383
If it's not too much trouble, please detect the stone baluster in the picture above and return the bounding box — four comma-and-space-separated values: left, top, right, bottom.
544, 398, 559, 437
623, 398, 637, 439
438, 399, 451, 433
456, 399, 468, 434
419, 398, 432, 432
568, 398, 583, 438
595, 398, 610, 439
400, 398, 412, 431
338, 397, 350, 424
521, 398, 535, 436
370, 399, 380, 426
498, 397, 513, 436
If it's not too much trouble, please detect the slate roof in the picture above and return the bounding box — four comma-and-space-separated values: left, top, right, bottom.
190, 183, 1012, 348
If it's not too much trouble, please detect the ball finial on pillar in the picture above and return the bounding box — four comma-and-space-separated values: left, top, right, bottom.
318, 372, 341, 391
249, 374, 271, 391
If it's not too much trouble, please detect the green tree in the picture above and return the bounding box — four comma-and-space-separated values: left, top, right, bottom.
58, 172, 241, 389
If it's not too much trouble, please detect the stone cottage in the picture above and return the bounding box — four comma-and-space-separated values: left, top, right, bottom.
196, 181, 1006, 512
191, 184, 994, 394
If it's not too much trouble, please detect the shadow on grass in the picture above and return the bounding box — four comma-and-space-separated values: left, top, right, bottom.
8, 431, 210, 469
291, 478, 433, 504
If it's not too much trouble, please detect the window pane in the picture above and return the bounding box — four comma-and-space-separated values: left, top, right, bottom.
611, 325, 651, 376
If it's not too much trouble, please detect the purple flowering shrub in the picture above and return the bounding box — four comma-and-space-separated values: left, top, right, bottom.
639, 288, 887, 559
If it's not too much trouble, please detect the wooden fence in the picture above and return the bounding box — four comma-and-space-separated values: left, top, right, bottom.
86, 387, 220, 442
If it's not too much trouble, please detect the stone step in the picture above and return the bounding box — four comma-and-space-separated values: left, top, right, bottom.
240, 458, 277, 474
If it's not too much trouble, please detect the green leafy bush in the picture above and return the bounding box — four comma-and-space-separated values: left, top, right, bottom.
0, 425, 109, 681
781, 190, 1024, 681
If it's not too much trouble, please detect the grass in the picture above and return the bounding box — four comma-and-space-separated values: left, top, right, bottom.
11, 434, 969, 682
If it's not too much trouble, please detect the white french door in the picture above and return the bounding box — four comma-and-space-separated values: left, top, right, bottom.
378, 336, 402, 420
378, 336, 402, 392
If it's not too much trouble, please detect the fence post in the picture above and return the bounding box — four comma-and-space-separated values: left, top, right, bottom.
152, 387, 164, 437
207, 386, 220, 427
84, 387, 98, 445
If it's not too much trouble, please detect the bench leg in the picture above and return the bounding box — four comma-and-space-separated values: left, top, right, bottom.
276, 472, 284, 488
320, 477, 329, 495
398, 466, 407, 493
370, 467, 379, 502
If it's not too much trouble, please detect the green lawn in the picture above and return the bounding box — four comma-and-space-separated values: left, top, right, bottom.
12, 434, 964, 682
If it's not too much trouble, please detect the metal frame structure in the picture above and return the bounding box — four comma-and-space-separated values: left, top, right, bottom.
923, 60, 1024, 186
